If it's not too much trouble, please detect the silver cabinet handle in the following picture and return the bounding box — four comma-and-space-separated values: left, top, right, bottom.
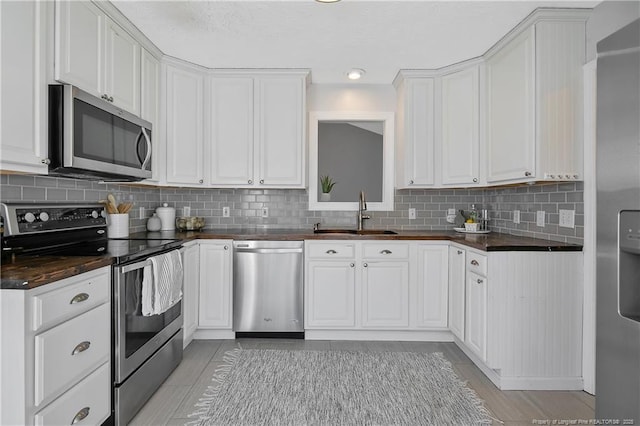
259, 179, 264, 184
263, 318, 272, 322
71, 407, 90, 424
108, 96, 114, 103
457, 250, 463, 255
71, 341, 91, 356
380, 249, 392, 255
248, 179, 253, 184
470, 259, 479, 266
326, 249, 337, 254
363, 263, 368, 267
525, 171, 532, 177
477, 278, 484, 284
70, 293, 89, 304
350, 263, 355, 267
224, 245, 228, 250
101, 94, 108, 100
41, 158, 51, 165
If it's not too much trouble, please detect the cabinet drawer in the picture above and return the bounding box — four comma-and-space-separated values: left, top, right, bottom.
466, 252, 487, 276
34, 362, 110, 426
362, 243, 410, 260
306, 242, 356, 259
34, 303, 110, 406
32, 268, 110, 331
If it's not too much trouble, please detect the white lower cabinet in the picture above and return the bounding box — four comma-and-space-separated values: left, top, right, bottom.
181, 242, 200, 346
305, 241, 446, 333
305, 260, 356, 328
0, 267, 111, 426
448, 245, 466, 341
465, 271, 487, 362
198, 240, 233, 329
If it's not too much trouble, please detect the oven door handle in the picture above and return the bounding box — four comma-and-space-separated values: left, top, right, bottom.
117, 259, 151, 274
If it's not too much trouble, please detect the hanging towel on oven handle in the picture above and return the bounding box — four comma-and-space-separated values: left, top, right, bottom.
141, 250, 184, 316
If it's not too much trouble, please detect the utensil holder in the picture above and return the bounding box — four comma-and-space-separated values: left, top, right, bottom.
107, 213, 129, 238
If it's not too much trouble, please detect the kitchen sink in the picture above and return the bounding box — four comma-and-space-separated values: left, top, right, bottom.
313, 229, 397, 235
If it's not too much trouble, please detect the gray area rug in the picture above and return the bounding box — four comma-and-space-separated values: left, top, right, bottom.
188, 349, 492, 425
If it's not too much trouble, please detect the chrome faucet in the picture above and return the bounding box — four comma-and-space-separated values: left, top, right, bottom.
357, 191, 370, 231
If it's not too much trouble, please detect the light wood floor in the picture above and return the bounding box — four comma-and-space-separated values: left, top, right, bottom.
130, 339, 594, 426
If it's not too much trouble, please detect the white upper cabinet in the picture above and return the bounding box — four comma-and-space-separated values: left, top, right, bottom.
55, 0, 140, 115
140, 49, 161, 183
440, 65, 481, 186
485, 27, 536, 183
209, 71, 308, 188
209, 76, 255, 185
165, 62, 205, 185
395, 75, 436, 188
486, 11, 588, 185
0, 1, 48, 174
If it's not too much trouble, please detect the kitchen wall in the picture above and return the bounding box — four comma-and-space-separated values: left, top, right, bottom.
0, 175, 583, 244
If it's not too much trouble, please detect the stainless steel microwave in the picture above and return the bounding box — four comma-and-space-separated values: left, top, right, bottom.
48, 85, 152, 181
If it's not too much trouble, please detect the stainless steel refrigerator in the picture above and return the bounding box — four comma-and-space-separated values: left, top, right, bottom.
596, 18, 640, 421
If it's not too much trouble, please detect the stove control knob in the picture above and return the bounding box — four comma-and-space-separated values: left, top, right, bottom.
91, 210, 99, 219
24, 212, 36, 223
100, 210, 107, 218
39, 212, 50, 222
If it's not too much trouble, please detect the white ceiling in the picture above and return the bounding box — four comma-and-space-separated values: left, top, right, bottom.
112, 0, 599, 84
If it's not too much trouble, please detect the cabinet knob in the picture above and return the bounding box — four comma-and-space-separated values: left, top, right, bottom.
470, 259, 479, 266
380, 249, 392, 255
350, 263, 355, 267
473, 178, 478, 183
71, 341, 91, 356
41, 158, 51, 165
101, 94, 108, 100
70, 293, 89, 304
71, 407, 90, 424
477, 278, 484, 284
108, 96, 114, 103
363, 263, 368, 267
457, 250, 463, 255
248, 179, 253, 184
525, 171, 532, 177
224, 245, 228, 250
409, 180, 414, 185
198, 179, 204, 184
326, 249, 337, 254
259, 179, 264, 184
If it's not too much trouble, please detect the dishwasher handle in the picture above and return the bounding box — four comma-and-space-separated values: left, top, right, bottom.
235, 247, 303, 254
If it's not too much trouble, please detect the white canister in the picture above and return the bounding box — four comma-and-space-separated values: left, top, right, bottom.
107, 213, 129, 238
156, 203, 176, 231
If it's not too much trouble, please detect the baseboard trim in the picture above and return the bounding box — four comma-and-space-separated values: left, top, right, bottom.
305, 329, 454, 341
193, 329, 235, 339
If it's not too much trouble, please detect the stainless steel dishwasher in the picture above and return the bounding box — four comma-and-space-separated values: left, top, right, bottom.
233, 241, 304, 333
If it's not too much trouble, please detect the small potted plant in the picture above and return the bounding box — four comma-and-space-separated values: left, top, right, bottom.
320, 175, 336, 201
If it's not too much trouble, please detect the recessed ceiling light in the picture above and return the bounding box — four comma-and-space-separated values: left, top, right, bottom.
347, 69, 366, 80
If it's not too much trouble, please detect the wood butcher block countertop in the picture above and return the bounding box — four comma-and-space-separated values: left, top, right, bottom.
1, 228, 581, 290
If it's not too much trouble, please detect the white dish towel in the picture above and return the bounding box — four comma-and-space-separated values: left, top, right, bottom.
141, 250, 184, 316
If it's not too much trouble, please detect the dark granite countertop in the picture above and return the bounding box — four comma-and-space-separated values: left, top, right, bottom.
2, 228, 581, 290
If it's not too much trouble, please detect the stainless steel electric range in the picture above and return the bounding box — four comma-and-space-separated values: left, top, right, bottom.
0, 202, 184, 426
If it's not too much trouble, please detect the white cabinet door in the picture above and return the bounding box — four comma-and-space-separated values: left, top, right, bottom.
361, 261, 409, 328
165, 64, 205, 185
441, 66, 480, 186
465, 271, 487, 361
105, 19, 140, 115
403, 78, 435, 187
181, 243, 199, 345
198, 241, 232, 328
305, 261, 356, 328
256, 76, 305, 187
415, 245, 448, 328
448, 246, 466, 340
209, 77, 255, 185
486, 27, 536, 183
55, 1, 104, 97
140, 49, 161, 183
0, 1, 48, 174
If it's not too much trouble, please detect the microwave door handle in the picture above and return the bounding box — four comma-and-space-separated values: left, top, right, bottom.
140, 127, 152, 170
